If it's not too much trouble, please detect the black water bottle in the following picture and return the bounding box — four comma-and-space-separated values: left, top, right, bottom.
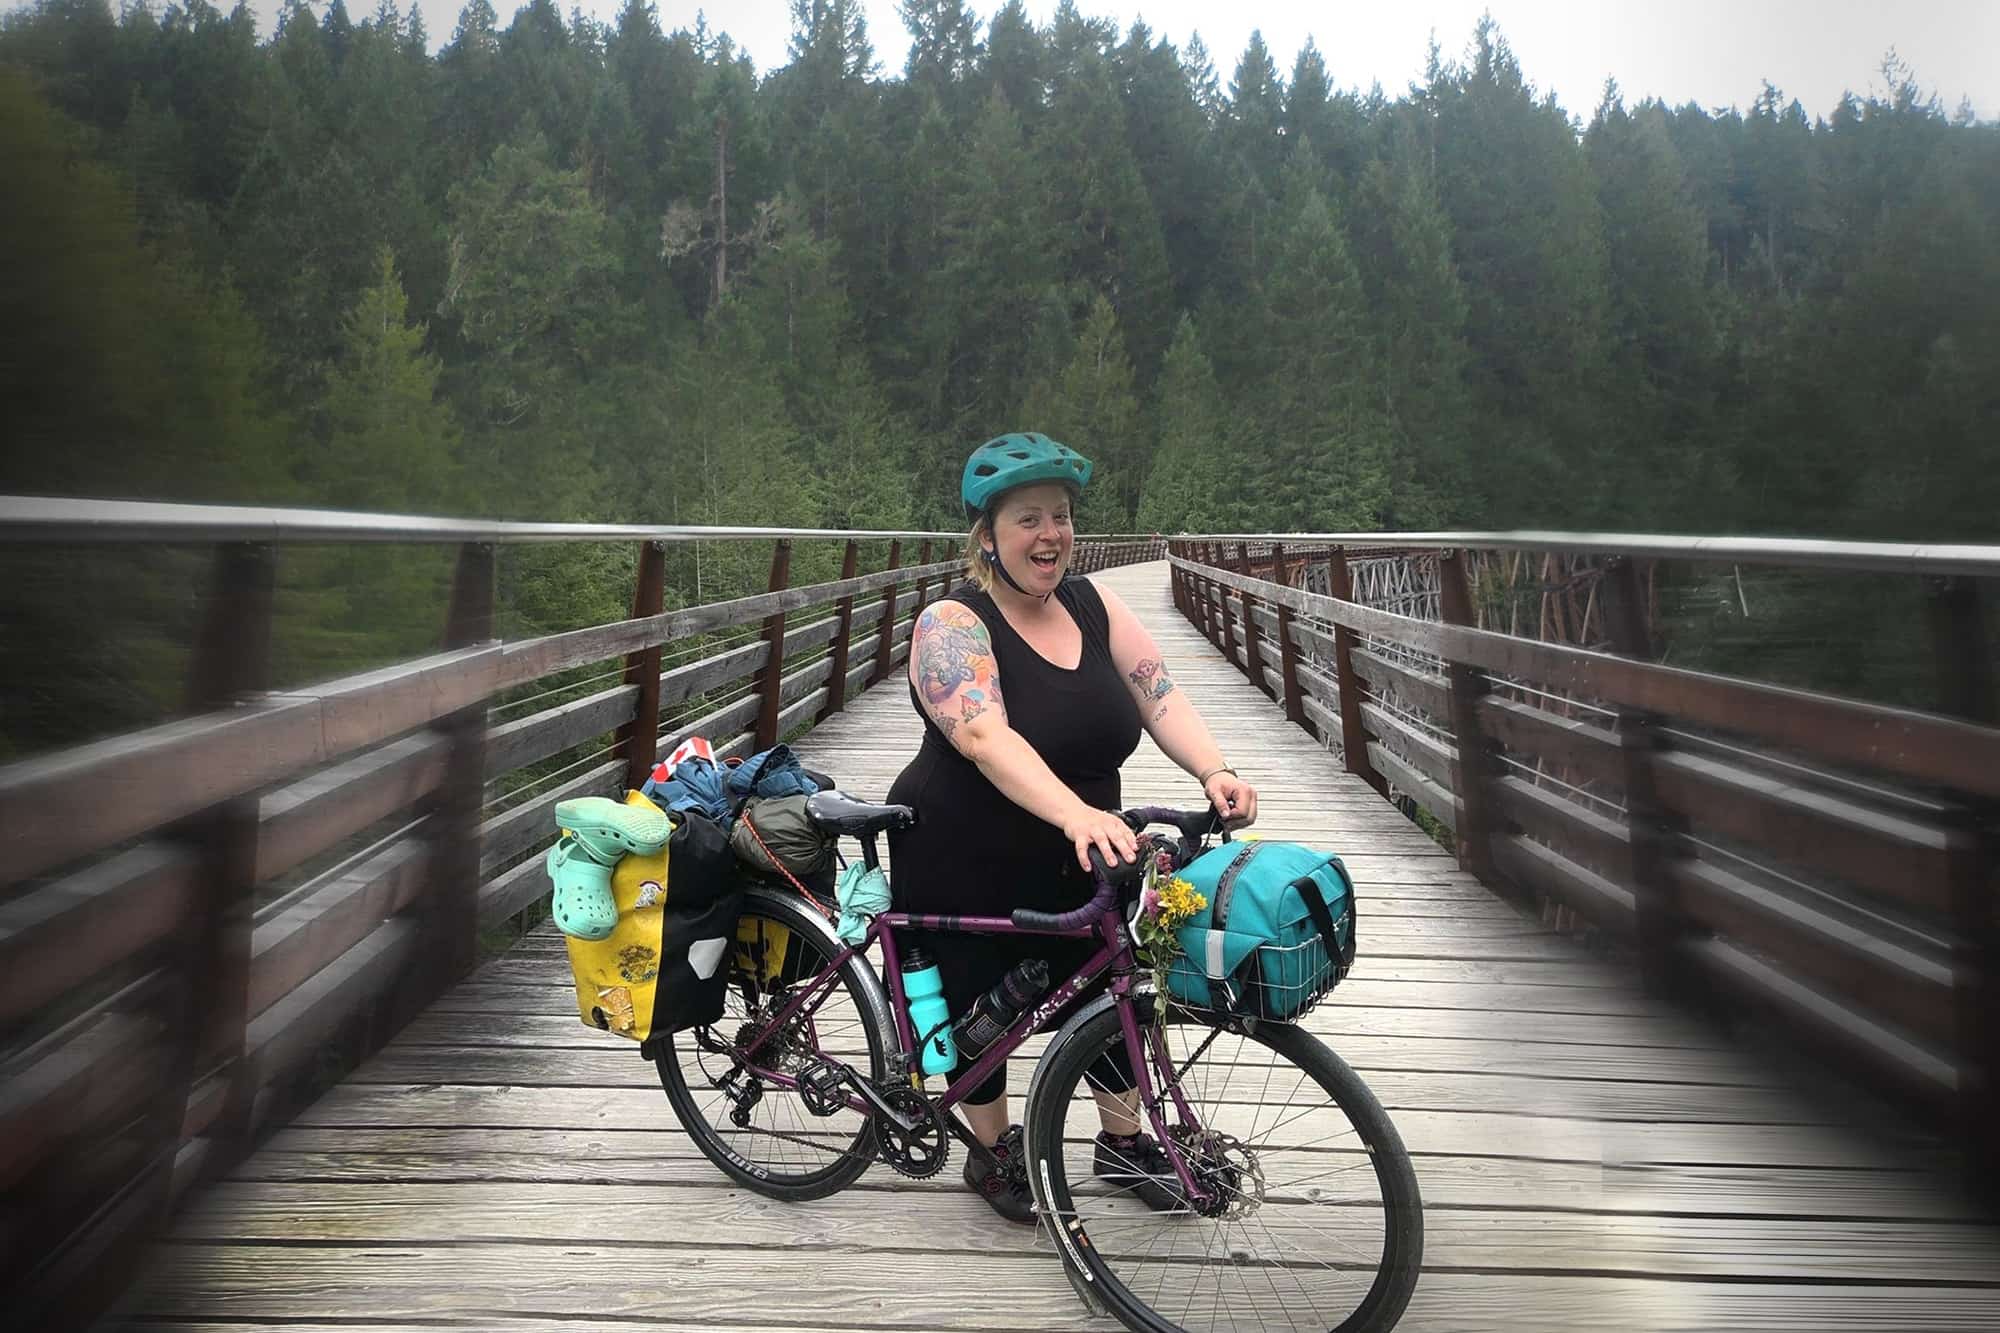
953, 959, 1051, 1061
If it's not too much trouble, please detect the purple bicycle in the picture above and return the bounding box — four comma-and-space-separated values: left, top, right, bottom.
652, 795, 1424, 1333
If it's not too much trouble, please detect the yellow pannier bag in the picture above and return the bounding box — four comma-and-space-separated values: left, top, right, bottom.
563, 790, 741, 1042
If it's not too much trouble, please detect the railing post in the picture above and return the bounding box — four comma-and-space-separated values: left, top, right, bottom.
1435, 549, 1504, 883
1327, 546, 1387, 795
1217, 547, 1241, 668
1272, 544, 1307, 731
162, 541, 276, 1201
872, 539, 903, 684
1927, 574, 1998, 1198
1602, 555, 1697, 994
822, 539, 860, 720
430, 542, 495, 977
754, 539, 794, 749
912, 539, 935, 619
617, 540, 667, 793
1236, 541, 1268, 699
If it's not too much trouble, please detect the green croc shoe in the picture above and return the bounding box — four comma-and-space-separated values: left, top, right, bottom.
554, 795, 671, 864
547, 836, 619, 940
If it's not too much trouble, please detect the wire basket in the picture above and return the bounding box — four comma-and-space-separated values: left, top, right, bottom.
1163, 924, 1352, 1024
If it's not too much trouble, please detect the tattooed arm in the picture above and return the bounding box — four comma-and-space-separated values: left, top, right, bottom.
909, 600, 1139, 868
1099, 582, 1258, 827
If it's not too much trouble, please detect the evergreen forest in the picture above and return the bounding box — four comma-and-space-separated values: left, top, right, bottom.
3, 0, 1997, 752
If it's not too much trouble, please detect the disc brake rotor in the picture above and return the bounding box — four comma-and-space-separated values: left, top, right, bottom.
1170, 1125, 1264, 1219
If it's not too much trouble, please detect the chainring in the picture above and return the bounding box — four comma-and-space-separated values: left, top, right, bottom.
874, 1084, 949, 1179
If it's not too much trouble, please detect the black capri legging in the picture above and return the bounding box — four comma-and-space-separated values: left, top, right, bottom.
907, 926, 1137, 1105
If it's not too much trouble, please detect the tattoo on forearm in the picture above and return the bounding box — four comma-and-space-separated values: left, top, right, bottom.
1128, 658, 1176, 704
1150, 701, 1170, 722
915, 606, 991, 706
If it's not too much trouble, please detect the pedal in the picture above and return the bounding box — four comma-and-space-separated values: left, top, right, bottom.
798, 1059, 848, 1117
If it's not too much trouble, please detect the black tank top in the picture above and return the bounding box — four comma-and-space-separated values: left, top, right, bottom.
886, 577, 1141, 915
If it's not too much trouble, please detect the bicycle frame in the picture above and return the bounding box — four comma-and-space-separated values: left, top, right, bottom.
730, 891, 1218, 1203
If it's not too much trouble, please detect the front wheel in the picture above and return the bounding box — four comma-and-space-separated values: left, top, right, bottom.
1023, 1001, 1423, 1333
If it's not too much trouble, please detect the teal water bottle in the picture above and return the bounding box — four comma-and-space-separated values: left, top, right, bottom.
900, 946, 958, 1077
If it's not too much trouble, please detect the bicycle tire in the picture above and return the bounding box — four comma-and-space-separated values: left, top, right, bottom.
656, 886, 896, 1201
1023, 1000, 1423, 1333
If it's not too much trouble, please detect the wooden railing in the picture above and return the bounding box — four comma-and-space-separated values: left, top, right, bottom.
1170, 534, 1999, 1195
0, 497, 1160, 1327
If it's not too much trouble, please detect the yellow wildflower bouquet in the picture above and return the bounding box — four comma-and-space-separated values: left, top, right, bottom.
1133, 850, 1207, 997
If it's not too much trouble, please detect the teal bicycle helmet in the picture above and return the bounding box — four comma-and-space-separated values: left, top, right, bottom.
961, 432, 1092, 520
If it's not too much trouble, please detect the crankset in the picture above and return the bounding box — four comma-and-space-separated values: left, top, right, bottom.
874, 1084, 949, 1179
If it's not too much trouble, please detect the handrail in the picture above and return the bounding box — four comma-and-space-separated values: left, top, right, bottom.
1169, 529, 2000, 578
0, 495, 1177, 548
0, 495, 965, 544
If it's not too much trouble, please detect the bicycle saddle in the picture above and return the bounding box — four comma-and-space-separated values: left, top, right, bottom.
806, 791, 916, 836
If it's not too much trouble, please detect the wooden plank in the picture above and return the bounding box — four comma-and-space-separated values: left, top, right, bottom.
483, 684, 637, 780
0, 843, 197, 1026
114, 1274, 2000, 1333
254, 732, 451, 881
1350, 644, 1452, 722
1367, 742, 1457, 834
0, 1008, 163, 1187
1490, 775, 1632, 875
1652, 750, 1968, 917
477, 757, 629, 875
1492, 833, 1639, 931
166, 1180, 2000, 1283
287, 1082, 1936, 1169
247, 834, 431, 1018
1478, 693, 1626, 787
1686, 938, 1961, 1096
1670, 856, 1955, 1039
242, 1126, 1987, 1219
242, 920, 419, 1109
1359, 699, 1456, 788
477, 851, 551, 927
657, 636, 766, 710
339, 1047, 1826, 1123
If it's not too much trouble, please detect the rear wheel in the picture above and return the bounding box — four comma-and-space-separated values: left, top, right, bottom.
1023, 1001, 1423, 1332
656, 887, 894, 1201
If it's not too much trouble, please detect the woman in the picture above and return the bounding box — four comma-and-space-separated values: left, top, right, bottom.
886, 432, 1259, 1223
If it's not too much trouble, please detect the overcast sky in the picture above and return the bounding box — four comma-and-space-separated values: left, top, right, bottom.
223, 0, 1996, 123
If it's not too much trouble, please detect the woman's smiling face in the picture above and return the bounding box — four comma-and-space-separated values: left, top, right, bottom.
985, 482, 1076, 593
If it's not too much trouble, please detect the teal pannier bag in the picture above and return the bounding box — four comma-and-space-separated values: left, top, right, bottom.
1164, 840, 1356, 1019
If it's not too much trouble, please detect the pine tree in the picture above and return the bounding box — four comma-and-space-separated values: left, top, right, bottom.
1022, 294, 1145, 526
1352, 113, 1476, 524
1256, 164, 1388, 530
1136, 313, 1232, 531
312, 247, 462, 511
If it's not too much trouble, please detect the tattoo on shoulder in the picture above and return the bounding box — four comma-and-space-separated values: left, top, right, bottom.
1128, 657, 1176, 704
915, 604, 993, 707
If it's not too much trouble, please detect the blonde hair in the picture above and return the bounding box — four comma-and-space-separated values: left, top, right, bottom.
963, 513, 996, 593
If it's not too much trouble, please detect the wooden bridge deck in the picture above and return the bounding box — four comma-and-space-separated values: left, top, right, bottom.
118, 562, 1999, 1331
